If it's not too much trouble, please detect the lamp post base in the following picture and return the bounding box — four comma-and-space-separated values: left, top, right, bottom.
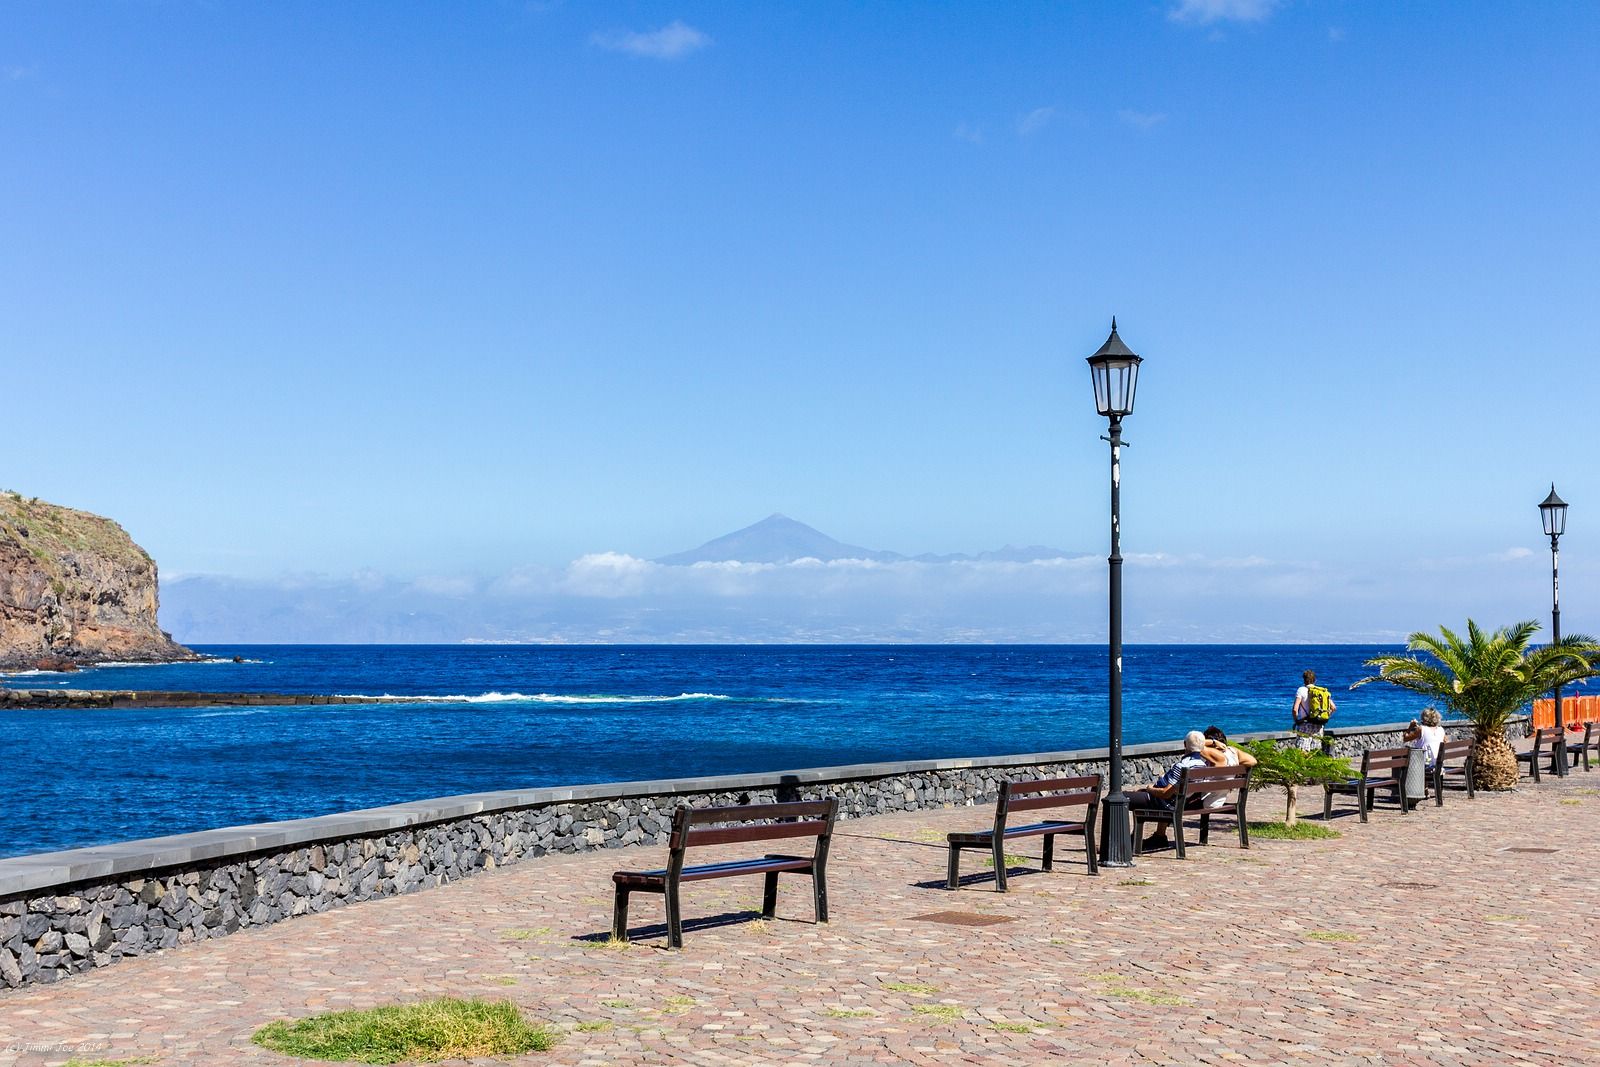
1098, 792, 1136, 868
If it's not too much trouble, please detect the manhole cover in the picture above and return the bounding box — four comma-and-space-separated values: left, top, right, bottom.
1382, 882, 1439, 890
1502, 847, 1561, 854
908, 911, 1015, 927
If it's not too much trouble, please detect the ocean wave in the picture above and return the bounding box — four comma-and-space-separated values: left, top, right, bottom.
333, 691, 748, 705
88, 657, 263, 668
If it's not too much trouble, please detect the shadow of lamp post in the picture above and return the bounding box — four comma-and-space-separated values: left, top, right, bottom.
1086, 318, 1141, 867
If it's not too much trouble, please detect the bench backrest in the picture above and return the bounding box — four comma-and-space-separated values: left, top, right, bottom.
668, 799, 839, 853
1360, 746, 1413, 776
995, 775, 1101, 829
1531, 727, 1563, 750
1175, 762, 1251, 802
1436, 738, 1472, 766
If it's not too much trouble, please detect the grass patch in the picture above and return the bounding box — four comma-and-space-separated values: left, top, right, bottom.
983, 853, 1030, 868
499, 927, 551, 941
882, 981, 939, 995
1090, 974, 1186, 1007
824, 1008, 876, 1018
662, 995, 696, 1013
1248, 821, 1341, 841
601, 999, 630, 1009
573, 1021, 611, 1033
992, 1021, 1038, 1033
62, 1059, 158, 1067
483, 975, 518, 986
1117, 879, 1155, 887
1573, 788, 1599, 796
911, 1004, 963, 1020
1560, 798, 1583, 806
1484, 914, 1527, 923
251, 998, 553, 1064
1304, 930, 1360, 942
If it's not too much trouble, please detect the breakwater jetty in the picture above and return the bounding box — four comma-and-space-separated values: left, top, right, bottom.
0, 688, 421, 709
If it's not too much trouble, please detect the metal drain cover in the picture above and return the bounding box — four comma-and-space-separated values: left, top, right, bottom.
1382, 882, 1439, 890
908, 911, 1015, 927
1502, 847, 1561, 854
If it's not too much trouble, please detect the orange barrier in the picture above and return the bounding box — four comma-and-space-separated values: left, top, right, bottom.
1531, 693, 1600, 730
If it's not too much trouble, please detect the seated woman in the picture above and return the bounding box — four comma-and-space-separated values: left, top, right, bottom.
1402, 707, 1447, 768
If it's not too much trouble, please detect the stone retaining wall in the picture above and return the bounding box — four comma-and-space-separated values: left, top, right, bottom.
0, 718, 1510, 990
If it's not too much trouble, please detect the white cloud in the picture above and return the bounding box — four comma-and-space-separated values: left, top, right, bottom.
1169, 0, 1281, 25
1118, 109, 1168, 131
591, 20, 710, 60
2, 65, 36, 81
1016, 107, 1055, 137
953, 122, 985, 145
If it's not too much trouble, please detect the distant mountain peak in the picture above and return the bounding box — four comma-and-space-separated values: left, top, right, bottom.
655, 515, 903, 566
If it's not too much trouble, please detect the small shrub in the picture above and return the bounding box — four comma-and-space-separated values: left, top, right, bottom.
251, 998, 553, 1063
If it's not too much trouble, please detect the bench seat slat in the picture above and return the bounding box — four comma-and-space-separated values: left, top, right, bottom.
947, 820, 1085, 846
1005, 775, 1101, 796
613, 855, 813, 888
684, 801, 834, 824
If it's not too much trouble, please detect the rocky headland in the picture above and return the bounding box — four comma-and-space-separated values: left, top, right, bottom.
0, 492, 195, 670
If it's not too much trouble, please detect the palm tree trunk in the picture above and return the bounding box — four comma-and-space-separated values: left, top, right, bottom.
1475, 730, 1519, 790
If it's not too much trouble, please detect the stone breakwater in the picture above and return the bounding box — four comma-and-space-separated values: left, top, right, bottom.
0, 719, 1500, 990
0, 688, 432, 709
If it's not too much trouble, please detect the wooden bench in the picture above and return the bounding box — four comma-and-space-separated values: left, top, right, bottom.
1323, 746, 1411, 821
1131, 764, 1252, 859
1429, 737, 1475, 804
1516, 727, 1563, 782
611, 799, 838, 949
1563, 722, 1598, 773
945, 775, 1100, 891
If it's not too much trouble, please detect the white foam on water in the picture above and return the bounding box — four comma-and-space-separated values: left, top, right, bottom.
333, 691, 745, 705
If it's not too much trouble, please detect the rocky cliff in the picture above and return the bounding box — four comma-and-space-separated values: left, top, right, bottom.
0, 492, 195, 669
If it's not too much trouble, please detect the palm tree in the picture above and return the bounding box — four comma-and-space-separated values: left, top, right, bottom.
1354, 620, 1599, 790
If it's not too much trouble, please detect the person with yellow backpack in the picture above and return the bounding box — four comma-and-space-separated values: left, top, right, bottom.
1292, 669, 1336, 751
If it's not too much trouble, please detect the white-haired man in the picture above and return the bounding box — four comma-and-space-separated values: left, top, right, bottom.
1125, 730, 1216, 850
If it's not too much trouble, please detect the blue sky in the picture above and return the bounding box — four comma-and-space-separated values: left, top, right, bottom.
4, 1, 1597, 641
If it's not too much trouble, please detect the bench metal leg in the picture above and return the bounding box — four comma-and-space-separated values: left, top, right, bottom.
992, 838, 1008, 893
945, 845, 962, 890
1322, 787, 1334, 821
1132, 818, 1145, 856
1172, 810, 1186, 860
761, 870, 779, 919
1042, 834, 1055, 872
665, 883, 684, 949
1358, 788, 1369, 823
1433, 769, 1444, 807
611, 886, 631, 942
1084, 806, 1100, 876
1199, 813, 1211, 846
1466, 762, 1475, 799
813, 867, 829, 923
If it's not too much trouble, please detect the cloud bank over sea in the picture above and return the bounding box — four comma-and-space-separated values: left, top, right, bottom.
161, 545, 1556, 646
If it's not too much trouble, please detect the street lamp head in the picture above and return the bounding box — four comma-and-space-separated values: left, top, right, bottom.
1540, 484, 1568, 538
1086, 317, 1142, 418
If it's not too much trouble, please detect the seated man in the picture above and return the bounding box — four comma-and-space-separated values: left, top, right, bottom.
1125, 730, 1214, 849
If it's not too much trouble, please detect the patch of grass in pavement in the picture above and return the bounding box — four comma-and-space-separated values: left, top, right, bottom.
1117, 879, 1155, 887
1560, 798, 1583, 806
983, 853, 1030, 868
251, 998, 554, 1064
62, 1059, 159, 1067
824, 1008, 876, 1018
662, 995, 696, 1013
1090, 974, 1187, 1007
882, 981, 939, 995
992, 1021, 1039, 1033
1304, 930, 1360, 942
1248, 821, 1341, 840
1484, 914, 1527, 923
911, 1004, 964, 1020
573, 1021, 611, 1033
600, 999, 631, 1009
499, 927, 551, 941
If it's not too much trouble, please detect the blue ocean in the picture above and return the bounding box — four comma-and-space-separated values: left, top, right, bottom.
0, 644, 1427, 859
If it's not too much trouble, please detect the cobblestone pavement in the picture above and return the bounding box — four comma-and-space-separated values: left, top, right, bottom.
2, 774, 1598, 1066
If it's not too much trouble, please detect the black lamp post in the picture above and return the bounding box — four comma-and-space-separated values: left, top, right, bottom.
1540, 485, 1569, 775
1086, 318, 1141, 867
